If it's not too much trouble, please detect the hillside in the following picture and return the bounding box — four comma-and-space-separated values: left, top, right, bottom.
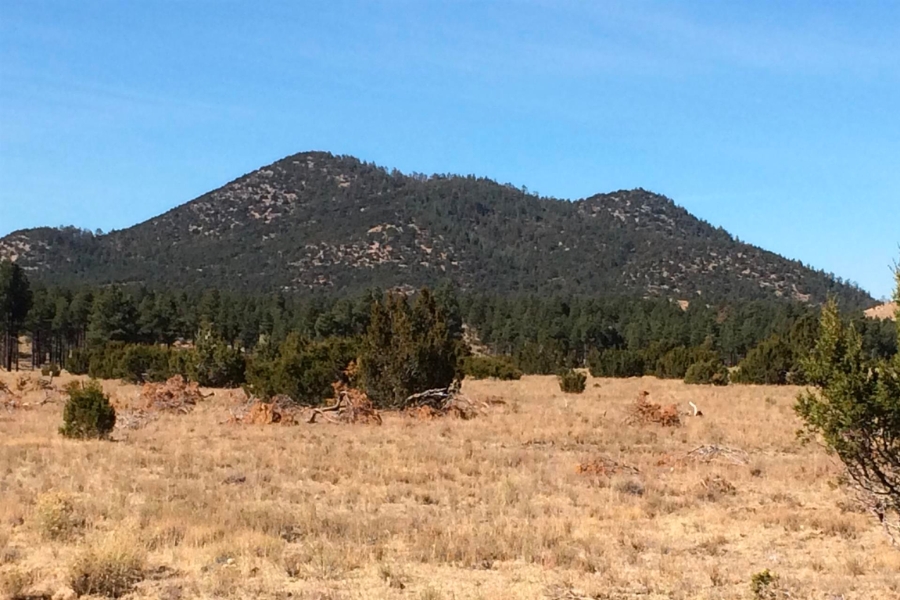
865, 302, 898, 321
0, 151, 873, 307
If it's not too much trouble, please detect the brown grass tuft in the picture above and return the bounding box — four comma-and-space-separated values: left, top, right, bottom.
33, 492, 83, 541
68, 537, 146, 598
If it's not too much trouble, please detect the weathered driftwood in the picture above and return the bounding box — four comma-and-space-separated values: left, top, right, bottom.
405, 387, 457, 409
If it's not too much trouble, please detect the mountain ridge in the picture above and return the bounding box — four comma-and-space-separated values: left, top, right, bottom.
0, 151, 874, 308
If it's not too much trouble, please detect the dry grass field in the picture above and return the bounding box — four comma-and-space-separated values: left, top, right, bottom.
1, 371, 899, 600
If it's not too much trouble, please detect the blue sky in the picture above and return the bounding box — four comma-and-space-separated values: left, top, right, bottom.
1, 0, 897, 298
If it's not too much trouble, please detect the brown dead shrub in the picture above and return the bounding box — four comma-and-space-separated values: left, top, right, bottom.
698, 476, 737, 501
230, 395, 301, 425
115, 375, 209, 430
139, 375, 204, 413
626, 391, 681, 427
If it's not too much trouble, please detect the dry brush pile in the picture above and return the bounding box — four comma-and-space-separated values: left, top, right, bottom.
228, 380, 486, 427
625, 390, 683, 427
307, 384, 382, 425
1, 375, 60, 413
116, 375, 208, 430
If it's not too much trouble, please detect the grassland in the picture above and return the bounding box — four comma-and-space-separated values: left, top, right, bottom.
1, 372, 898, 599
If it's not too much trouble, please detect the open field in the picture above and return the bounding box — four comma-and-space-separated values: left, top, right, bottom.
1, 372, 898, 599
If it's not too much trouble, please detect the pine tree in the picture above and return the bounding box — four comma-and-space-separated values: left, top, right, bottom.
0, 260, 33, 371
795, 265, 900, 543
86, 286, 138, 345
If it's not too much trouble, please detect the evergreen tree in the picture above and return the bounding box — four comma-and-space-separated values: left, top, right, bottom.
0, 260, 33, 370
87, 286, 138, 345
795, 271, 900, 542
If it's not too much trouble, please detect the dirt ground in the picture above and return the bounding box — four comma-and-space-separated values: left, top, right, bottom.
1, 370, 898, 599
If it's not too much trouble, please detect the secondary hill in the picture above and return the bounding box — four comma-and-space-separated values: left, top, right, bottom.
0, 151, 873, 307
865, 302, 898, 321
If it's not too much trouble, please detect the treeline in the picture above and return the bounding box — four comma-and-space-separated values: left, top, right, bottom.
1, 259, 896, 394
459, 295, 896, 384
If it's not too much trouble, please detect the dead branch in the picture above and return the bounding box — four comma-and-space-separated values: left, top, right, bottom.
404, 383, 484, 419
687, 444, 750, 465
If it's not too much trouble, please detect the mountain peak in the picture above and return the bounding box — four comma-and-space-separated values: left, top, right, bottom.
0, 152, 873, 307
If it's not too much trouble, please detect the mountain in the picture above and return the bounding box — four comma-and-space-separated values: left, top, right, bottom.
0, 151, 874, 307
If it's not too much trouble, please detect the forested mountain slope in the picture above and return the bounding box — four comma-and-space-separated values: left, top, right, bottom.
0, 151, 873, 307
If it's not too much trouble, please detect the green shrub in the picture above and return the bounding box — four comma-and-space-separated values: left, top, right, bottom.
462, 355, 522, 380
59, 380, 116, 440
655, 346, 696, 379
655, 343, 722, 380
168, 349, 194, 381
40, 363, 61, 377
189, 329, 246, 387
732, 336, 795, 385
557, 369, 586, 393
245, 335, 357, 405
750, 569, 780, 599
684, 359, 729, 386
587, 348, 645, 378
66, 344, 188, 383
63, 340, 247, 388
66, 348, 91, 375
87, 342, 127, 380
359, 290, 464, 409
119, 345, 173, 383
